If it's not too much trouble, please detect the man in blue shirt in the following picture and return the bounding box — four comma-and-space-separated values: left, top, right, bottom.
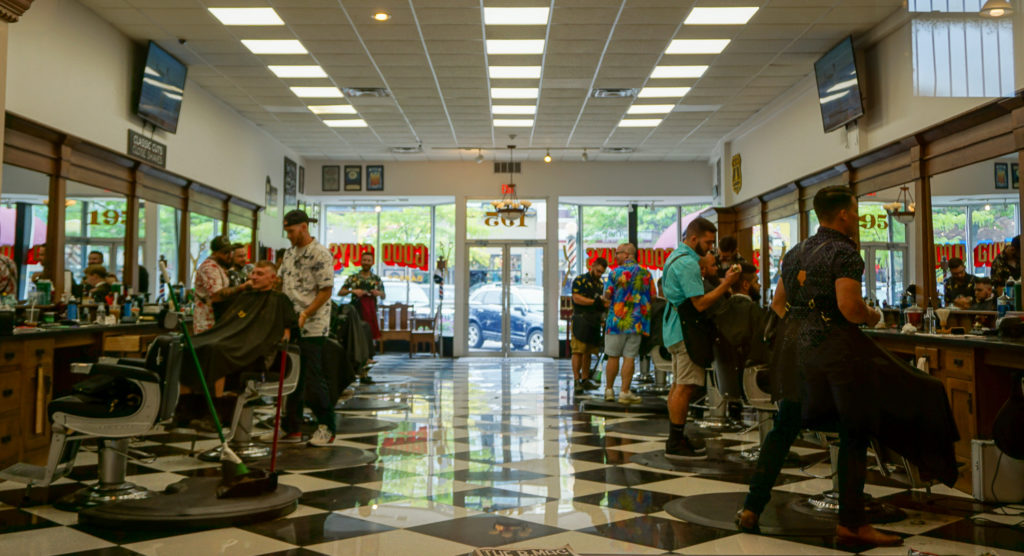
662, 217, 739, 459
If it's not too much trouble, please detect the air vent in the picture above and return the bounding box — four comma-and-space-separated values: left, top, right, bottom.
592, 88, 637, 98
494, 162, 521, 174
390, 146, 422, 154
343, 87, 391, 97
601, 147, 635, 154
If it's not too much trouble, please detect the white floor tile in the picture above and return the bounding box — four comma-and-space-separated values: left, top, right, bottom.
675, 532, 853, 555
501, 500, 643, 530
277, 473, 348, 492
0, 526, 112, 555
22, 505, 78, 526
334, 498, 480, 529
497, 530, 664, 555
875, 508, 964, 535
772, 478, 905, 500
123, 527, 296, 555
639, 476, 750, 497
306, 529, 476, 556
863, 535, 1024, 556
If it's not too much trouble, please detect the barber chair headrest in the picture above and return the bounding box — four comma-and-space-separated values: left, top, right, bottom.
159, 309, 184, 331
997, 317, 1024, 339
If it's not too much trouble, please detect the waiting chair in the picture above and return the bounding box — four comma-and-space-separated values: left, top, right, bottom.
378, 303, 413, 356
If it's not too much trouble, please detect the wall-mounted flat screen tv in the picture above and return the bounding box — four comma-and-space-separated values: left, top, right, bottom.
813, 36, 864, 133
136, 41, 187, 133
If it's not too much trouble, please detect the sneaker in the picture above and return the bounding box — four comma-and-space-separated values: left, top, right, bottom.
257, 429, 303, 444
665, 436, 707, 461
308, 425, 336, 447
618, 391, 643, 404
574, 380, 584, 394
359, 375, 375, 384
604, 388, 615, 402
580, 378, 600, 391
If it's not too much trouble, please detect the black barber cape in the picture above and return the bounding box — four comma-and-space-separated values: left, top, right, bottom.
182, 290, 296, 391
770, 229, 960, 487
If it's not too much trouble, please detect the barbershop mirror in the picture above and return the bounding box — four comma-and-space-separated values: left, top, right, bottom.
65, 180, 130, 295
379, 205, 431, 314
929, 154, 1020, 306
857, 188, 910, 307
188, 213, 222, 284
766, 214, 799, 299
324, 204, 379, 299
140, 200, 181, 299
0, 164, 50, 299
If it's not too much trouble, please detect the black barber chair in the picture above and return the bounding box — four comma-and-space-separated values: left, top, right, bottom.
635, 345, 672, 396
690, 336, 748, 433
0, 336, 183, 510
198, 345, 301, 462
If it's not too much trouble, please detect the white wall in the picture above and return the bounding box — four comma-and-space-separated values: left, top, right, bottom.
5, 0, 302, 248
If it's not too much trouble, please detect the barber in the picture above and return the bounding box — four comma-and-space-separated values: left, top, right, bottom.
662, 217, 740, 460
193, 235, 252, 334
275, 210, 337, 447
736, 186, 900, 547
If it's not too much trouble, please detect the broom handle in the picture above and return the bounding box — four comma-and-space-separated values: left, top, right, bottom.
168, 287, 227, 445
270, 349, 287, 472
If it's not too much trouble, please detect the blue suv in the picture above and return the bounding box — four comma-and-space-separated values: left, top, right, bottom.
467, 284, 544, 352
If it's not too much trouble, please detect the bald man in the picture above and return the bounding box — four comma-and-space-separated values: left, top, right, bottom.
601, 243, 652, 405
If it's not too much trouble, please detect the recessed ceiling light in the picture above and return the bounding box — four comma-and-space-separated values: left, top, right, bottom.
492, 105, 537, 115
308, 105, 357, 114
650, 65, 708, 79
493, 119, 535, 127
638, 87, 692, 98
486, 40, 545, 55
618, 119, 663, 127
592, 88, 637, 98
291, 86, 344, 98
684, 7, 759, 25
665, 39, 731, 54
627, 104, 674, 114
491, 87, 539, 99
483, 7, 550, 25
241, 40, 308, 54
208, 8, 283, 26
372, 9, 391, 21
488, 66, 542, 79
324, 119, 368, 127
268, 65, 327, 78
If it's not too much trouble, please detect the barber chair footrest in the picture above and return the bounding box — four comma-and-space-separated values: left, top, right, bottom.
54, 481, 155, 512
792, 490, 906, 524
0, 463, 50, 486
691, 416, 746, 434
198, 443, 272, 463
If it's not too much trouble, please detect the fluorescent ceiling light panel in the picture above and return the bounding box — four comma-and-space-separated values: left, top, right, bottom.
488, 66, 542, 79
665, 39, 730, 54
493, 119, 535, 127
325, 119, 368, 127
290, 86, 343, 98
483, 7, 550, 25
269, 65, 327, 78
684, 7, 759, 25
209, 8, 283, 25
650, 65, 708, 78
242, 40, 307, 54
308, 105, 357, 114
492, 105, 537, 114
619, 119, 663, 127
627, 104, 675, 114
486, 40, 546, 54
638, 87, 692, 98
491, 87, 539, 99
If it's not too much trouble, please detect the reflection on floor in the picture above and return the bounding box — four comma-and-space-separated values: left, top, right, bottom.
1, 356, 1022, 555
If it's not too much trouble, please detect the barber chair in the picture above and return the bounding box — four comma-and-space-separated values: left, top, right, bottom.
198, 345, 301, 463
635, 346, 671, 396
690, 337, 748, 434
0, 336, 183, 511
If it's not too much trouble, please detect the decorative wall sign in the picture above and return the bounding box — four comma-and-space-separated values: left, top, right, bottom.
328, 242, 429, 271
731, 153, 742, 194
265, 176, 279, 220
127, 129, 166, 167
283, 157, 298, 210
995, 162, 1009, 189
323, 165, 341, 192
366, 165, 384, 191
299, 166, 305, 194
586, 246, 674, 271
484, 211, 527, 228
935, 243, 966, 266
344, 165, 362, 191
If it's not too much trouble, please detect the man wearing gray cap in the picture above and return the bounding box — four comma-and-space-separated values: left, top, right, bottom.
268, 209, 338, 447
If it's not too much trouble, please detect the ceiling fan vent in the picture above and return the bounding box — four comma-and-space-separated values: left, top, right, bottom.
601, 147, 635, 154
494, 161, 521, 174
592, 88, 637, 98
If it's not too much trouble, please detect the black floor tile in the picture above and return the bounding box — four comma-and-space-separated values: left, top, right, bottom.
879, 491, 1000, 518
145, 432, 216, 444
299, 485, 407, 511
571, 434, 640, 448
0, 482, 85, 507
452, 449, 542, 465
572, 466, 681, 487
573, 487, 680, 514
567, 449, 631, 465
578, 515, 736, 551
0, 508, 61, 534
241, 512, 393, 545
923, 515, 1024, 552
410, 514, 565, 547
68, 462, 161, 481
259, 549, 330, 556
72, 523, 185, 544
68, 547, 144, 556
449, 468, 550, 483
306, 464, 416, 485
692, 470, 808, 486
433, 486, 553, 513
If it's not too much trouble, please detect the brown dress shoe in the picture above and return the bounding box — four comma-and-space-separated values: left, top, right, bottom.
735, 509, 760, 533
835, 524, 902, 546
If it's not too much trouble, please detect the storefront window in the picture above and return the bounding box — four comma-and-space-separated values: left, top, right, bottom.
0, 164, 49, 299
156, 204, 181, 294
558, 204, 580, 295
767, 215, 799, 291
324, 205, 378, 298
466, 199, 547, 241
228, 223, 253, 249
435, 204, 455, 337
933, 205, 967, 295
188, 213, 221, 283
969, 203, 1017, 275
379, 206, 432, 315
582, 206, 628, 270
65, 180, 129, 286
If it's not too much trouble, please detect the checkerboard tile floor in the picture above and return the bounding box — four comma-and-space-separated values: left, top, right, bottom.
1, 356, 1021, 555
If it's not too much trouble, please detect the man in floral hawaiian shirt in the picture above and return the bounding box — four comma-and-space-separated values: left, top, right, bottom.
0, 253, 17, 297
601, 243, 652, 405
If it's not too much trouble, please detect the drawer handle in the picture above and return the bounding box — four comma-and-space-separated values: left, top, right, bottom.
0, 435, 10, 444
953, 358, 964, 367
1, 389, 11, 397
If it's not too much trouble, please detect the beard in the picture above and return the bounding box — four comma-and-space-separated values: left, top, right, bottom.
361, 264, 373, 272
694, 243, 708, 257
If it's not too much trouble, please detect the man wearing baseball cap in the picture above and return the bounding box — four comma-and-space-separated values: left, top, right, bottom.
267, 209, 338, 447
193, 235, 253, 334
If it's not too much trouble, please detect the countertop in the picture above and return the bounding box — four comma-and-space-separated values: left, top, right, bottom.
5, 320, 166, 340
864, 328, 1024, 353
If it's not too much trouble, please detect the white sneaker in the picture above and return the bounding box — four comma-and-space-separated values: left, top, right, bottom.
308, 425, 336, 447
619, 391, 643, 404
604, 388, 615, 402
256, 428, 303, 444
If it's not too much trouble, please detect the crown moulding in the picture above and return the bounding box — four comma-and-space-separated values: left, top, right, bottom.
0, 0, 33, 22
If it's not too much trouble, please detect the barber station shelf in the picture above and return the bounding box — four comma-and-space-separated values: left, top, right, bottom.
579, 397, 668, 415
79, 477, 301, 530
273, 444, 377, 471
664, 491, 906, 536
335, 397, 410, 412
606, 418, 721, 438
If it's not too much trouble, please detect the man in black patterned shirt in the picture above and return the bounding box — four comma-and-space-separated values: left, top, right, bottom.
570, 257, 608, 393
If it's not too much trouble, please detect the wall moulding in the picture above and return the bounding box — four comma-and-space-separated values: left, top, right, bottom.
0, 0, 33, 23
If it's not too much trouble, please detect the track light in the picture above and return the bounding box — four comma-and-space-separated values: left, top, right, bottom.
372, 9, 391, 21
475, 149, 484, 164
544, 149, 552, 163
581, 149, 588, 162
980, 0, 1013, 17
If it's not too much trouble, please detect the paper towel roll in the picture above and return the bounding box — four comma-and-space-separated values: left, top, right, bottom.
916, 357, 929, 372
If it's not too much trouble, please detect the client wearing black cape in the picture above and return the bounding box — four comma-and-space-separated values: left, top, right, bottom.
181, 261, 296, 394
736, 187, 958, 548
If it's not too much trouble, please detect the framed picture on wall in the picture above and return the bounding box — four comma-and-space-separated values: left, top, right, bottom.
323, 165, 341, 192
1013, 163, 1019, 190
995, 162, 1009, 189
299, 166, 305, 195
283, 157, 298, 210
344, 165, 362, 191
366, 165, 384, 191
265, 176, 279, 220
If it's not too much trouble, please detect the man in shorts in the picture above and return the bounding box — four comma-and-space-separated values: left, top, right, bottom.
601, 243, 652, 405
662, 218, 740, 459
571, 257, 608, 393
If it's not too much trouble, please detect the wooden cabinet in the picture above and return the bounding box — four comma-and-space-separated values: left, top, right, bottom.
945, 377, 976, 461
19, 340, 54, 455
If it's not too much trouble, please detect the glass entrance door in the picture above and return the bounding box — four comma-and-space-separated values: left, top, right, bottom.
861, 243, 907, 306
466, 243, 545, 356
